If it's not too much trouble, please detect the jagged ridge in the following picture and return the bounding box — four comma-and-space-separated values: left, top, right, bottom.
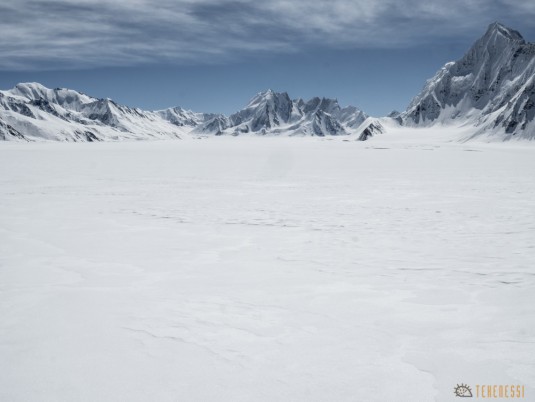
0, 84, 369, 141
0, 83, 221, 141
195, 89, 368, 137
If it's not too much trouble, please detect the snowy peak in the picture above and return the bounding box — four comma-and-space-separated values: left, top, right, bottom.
458, 22, 525, 72
303, 97, 340, 115
11, 82, 52, 100
7, 83, 96, 111
247, 89, 290, 107
402, 22, 535, 139
234, 90, 294, 130
484, 22, 524, 43
0, 82, 215, 141
199, 90, 367, 137
228, 90, 294, 132
0, 83, 370, 141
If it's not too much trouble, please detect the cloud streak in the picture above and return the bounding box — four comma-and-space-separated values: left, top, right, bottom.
0, 0, 533, 70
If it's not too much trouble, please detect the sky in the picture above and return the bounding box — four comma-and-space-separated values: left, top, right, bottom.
0, 0, 534, 116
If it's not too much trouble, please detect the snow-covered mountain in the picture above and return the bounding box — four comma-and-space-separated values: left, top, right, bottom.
0, 83, 218, 141
195, 90, 368, 136
155, 107, 218, 128
0, 83, 368, 141
402, 22, 535, 139
2, 22, 535, 142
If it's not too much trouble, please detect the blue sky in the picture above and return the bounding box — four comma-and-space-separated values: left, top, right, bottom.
0, 1, 534, 116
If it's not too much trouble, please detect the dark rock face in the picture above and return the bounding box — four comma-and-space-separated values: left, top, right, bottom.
312, 110, 345, 136
407, 97, 442, 125
358, 121, 384, 141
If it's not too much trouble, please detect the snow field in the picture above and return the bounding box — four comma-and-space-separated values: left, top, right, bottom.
1, 136, 534, 401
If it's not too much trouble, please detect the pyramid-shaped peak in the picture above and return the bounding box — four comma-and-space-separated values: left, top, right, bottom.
484, 22, 524, 41
461, 22, 527, 62
247, 89, 291, 107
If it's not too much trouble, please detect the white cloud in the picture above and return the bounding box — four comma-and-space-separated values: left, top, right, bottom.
0, 0, 530, 70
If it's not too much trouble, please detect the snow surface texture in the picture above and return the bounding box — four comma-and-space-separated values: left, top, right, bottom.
1, 134, 534, 402
403, 22, 535, 139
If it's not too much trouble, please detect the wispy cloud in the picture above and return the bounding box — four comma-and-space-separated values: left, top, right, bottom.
0, 0, 531, 70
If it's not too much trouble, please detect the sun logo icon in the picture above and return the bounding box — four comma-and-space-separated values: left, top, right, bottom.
454, 384, 473, 397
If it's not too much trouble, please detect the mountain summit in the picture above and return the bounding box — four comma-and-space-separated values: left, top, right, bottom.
194, 91, 368, 137
484, 22, 524, 42
402, 22, 535, 139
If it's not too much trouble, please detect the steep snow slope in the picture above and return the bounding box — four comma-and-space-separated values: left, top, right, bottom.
403, 22, 535, 139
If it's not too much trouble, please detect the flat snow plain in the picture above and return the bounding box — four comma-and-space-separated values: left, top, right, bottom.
1, 133, 534, 401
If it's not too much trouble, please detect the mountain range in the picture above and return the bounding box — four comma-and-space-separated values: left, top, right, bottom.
1, 22, 534, 142
0, 83, 373, 141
